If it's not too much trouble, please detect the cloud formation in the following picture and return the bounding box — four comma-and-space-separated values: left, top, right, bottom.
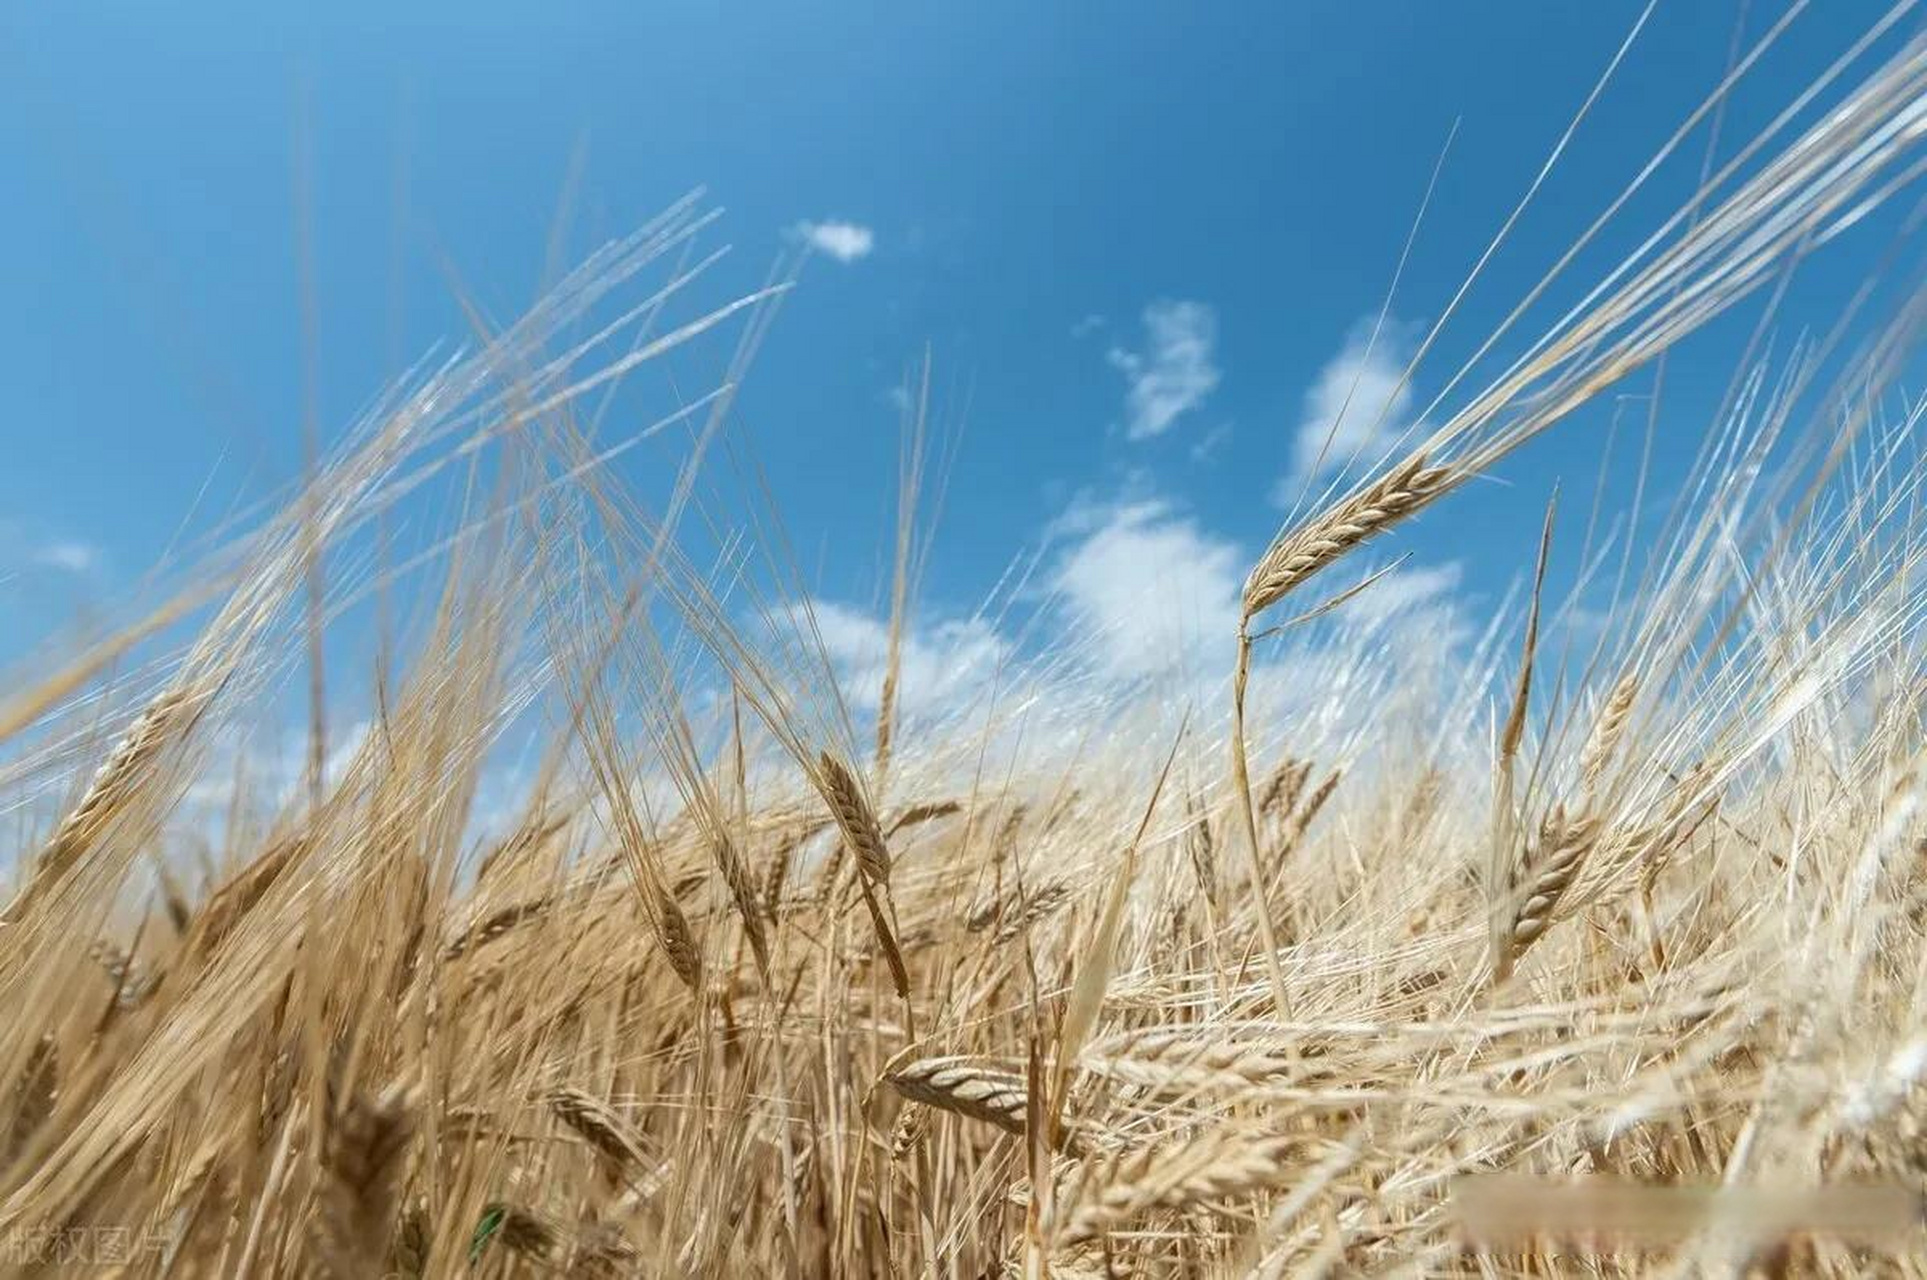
0, 521, 103, 578
1336, 559, 1466, 636
34, 541, 100, 574
1047, 497, 1242, 681
810, 598, 1011, 717
1285, 318, 1422, 492
1107, 300, 1220, 440
793, 219, 876, 263
723, 493, 1480, 797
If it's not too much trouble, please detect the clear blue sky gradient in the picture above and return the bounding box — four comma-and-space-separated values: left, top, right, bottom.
1, 1, 1917, 675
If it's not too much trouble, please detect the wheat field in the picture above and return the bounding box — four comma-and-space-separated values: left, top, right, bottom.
11, 13, 1927, 1280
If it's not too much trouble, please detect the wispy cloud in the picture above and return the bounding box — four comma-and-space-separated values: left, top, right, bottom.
1107, 300, 1220, 440
810, 599, 1011, 717
182, 718, 373, 818
793, 219, 876, 263
709, 493, 1481, 789
1047, 496, 1242, 680
1282, 317, 1422, 495
806, 497, 1248, 696
1336, 560, 1464, 630
1189, 422, 1233, 464
34, 541, 101, 574
1070, 312, 1106, 339
0, 520, 104, 578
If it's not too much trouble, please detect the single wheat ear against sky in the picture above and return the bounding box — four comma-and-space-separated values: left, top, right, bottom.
8, 4, 1927, 1274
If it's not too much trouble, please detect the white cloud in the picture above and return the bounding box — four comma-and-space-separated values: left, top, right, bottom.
180, 718, 372, 818
1071, 313, 1106, 338
1285, 318, 1423, 491
804, 500, 1250, 700
810, 599, 1011, 717
739, 492, 1482, 797
1040, 494, 1473, 692
1189, 422, 1233, 464
1107, 300, 1220, 440
1559, 602, 1612, 652
34, 541, 99, 574
793, 219, 875, 263
1, 521, 103, 577
1047, 498, 1242, 681
1336, 561, 1463, 628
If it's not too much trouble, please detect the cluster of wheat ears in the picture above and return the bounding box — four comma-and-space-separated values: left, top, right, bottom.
12, 12, 1927, 1280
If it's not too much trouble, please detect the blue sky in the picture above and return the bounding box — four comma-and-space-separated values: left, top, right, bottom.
1, 1, 1918, 704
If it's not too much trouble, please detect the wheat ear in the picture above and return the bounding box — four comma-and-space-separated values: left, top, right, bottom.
1244, 454, 1455, 617
885, 1057, 1030, 1138
1080, 1028, 1297, 1091
7, 685, 206, 922
890, 1103, 929, 1163
1580, 673, 1639, 788
819, 752, 892, 885
816, 751, 911, 999
443, 895, 554, 961
1496, 805, 1604, 981
1051, 1127, 1298, 1245
4, 1034, 57, 1168
314, 1082, 416, 1279
650, 880, 704, 991
547, 1087, 650, 1182
482, 1203, 561, 1260
710, 828, 771, 978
